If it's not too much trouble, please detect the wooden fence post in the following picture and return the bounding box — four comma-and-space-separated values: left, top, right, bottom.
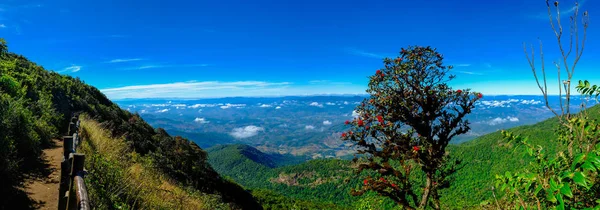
67, 154, 85, 210
68, 122, 76, 136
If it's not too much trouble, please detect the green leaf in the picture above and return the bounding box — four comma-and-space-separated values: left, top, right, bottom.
546, 191, 557, 203
573, 172, 588, 188
560, 184, 573, 198
561, 172, 575, 179
589, 154, 600, 167
556, 194, 565, 210
550, 179, 559, 191
581, 162, 595, 171
574, 153, 587, 164
534, 184, 543, 195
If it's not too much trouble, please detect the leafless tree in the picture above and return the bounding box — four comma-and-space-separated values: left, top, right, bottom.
524, 0, 589, 121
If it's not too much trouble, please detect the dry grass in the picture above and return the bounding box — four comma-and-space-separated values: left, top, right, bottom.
78, 114, 229, 210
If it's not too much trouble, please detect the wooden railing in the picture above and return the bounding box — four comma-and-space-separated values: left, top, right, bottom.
58, 115, 90, 210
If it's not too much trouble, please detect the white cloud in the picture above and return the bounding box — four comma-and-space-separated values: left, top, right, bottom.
345, 47, 388, 59
487, 116, 519, 125
351, 110, 360, 118
325, 102, 336, 106
275, 106, 282, 109
0, 24, 5, 28
140, 110, 147, 113
259, 104, 272, 108
521, 99, 542, 105
310, 102, 323, 107
455, 64, 472, 67
454, 70, 483, 75
101, 80, 367, 99
323, 120, 332, 125
156, 109, 169, 113
230, 126, 264, 139
220, 103, 246, 109
59, 65, 82, 73
107, 58, 143, 63
123, 64, 210, 70
193, 117, 209, 124
478, 98, 541, 108
488, 117, 507, 125
305, 125, 316, 130
188, 104, 218, 108
343, 101, 349, 105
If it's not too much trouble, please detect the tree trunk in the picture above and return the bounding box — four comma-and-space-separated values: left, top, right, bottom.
419, 173, 432, 208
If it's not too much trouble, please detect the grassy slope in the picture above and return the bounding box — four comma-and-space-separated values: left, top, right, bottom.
207, 105, 600, 209
79, 115, 231, 209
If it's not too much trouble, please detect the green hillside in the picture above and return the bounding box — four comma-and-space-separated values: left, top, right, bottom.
207, 104, 600, 209
0, 39, 260, 209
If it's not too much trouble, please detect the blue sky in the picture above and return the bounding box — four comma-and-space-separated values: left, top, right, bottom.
1, 0, 599, 99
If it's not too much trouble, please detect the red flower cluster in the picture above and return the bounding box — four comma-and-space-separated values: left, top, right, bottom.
357, 119, 364, 127
345, 120, 350, 125
413, 146, 420, 152
363, 179, 368, 185
376, 69, 385, 77
395, 58, 403, 63
377, 115, 384, 124
457, 89, 462, 94
391, 183, 397, 188
341, 132, 347, 138
477, 93, 483, 99
379, 177, 386, 183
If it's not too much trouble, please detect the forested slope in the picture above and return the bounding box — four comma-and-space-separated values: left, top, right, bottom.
0, 38, 260, 209
208, 104, 600, 209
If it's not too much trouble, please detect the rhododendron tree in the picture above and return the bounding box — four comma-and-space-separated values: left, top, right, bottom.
341, 46, 482, 209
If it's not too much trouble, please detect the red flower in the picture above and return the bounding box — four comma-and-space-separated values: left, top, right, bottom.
345, 120, 350, 125
349, 131, 353, 135
391, 183, 397, 187
369, 99, 374, 103
365, 125, 370, 130
376, 69, 381, 75
379, 177, 386, 182
380, 73, 385, 77
413, 146, 420, 152
457, 89, 462, 94
357, 119, 364, 127
477, 93, 483, 98
363, 179, 368, 185
341, 133, 347, 138
377, 115, 384, 124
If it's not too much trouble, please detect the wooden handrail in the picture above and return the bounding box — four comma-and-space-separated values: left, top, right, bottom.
59, 115, 91, 210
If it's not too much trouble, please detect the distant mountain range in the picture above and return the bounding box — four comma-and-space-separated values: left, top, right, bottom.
115, 95, 598, 159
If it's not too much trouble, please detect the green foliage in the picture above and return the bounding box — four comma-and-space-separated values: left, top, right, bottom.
577, 80, 600, 100
341, 45, 481, 209
495, 101, 600, 209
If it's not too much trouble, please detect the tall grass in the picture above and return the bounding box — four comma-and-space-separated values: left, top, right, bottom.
78, 114, 231, 209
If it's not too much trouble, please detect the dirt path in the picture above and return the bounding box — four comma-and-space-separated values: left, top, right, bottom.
22, 139, 63, 210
